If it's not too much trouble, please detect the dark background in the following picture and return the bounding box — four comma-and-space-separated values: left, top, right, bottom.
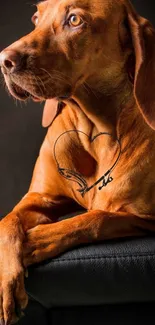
0, 0, 155, 216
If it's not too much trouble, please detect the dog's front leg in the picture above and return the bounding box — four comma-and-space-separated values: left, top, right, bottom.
0, 191, 68, 325
23, 210, 152, 267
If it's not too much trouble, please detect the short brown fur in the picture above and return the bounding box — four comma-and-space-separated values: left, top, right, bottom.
1, 0, 155, 323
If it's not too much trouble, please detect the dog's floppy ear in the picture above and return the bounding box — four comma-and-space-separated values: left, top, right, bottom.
125, 1, 155, 129
42, 99, 59, 127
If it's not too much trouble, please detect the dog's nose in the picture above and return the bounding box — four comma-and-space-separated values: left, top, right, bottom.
0, 49, 23, 73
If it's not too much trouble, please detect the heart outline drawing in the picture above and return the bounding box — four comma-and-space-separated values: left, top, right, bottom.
54, 130, 121, 197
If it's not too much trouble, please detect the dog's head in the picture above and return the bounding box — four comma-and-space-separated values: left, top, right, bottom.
0, 0, 155, 129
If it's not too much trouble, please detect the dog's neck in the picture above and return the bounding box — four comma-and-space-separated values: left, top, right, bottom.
71, 74, 135, 138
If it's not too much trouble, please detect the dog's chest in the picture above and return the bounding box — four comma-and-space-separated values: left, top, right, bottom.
57, 140, 155, 214
54, 131, 121, 208
51, 116, 155, 214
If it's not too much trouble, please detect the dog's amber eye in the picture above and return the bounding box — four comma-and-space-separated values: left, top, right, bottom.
69, 14, 83, 27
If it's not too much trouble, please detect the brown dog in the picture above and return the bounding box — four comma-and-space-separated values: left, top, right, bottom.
1, 0, 155, 323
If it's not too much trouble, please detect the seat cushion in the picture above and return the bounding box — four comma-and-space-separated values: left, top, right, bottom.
17, 300, 48, 325
48, 303, 155, 325
25, 236, 155, 308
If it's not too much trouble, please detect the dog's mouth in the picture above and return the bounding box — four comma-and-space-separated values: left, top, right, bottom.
5, 78, 44, 102
5, 77, 72, 103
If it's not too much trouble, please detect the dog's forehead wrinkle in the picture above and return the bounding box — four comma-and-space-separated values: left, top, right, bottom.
35, 0, 125, 30
39, 0, 122, 16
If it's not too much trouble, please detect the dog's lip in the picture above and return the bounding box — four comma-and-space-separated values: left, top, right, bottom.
6, 79, 44, 102
9, 82, 30, 101
4, 75, 72, 102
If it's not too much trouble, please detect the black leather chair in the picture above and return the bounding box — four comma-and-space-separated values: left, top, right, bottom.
22, 236, 155, 325
1, 1, 155, 324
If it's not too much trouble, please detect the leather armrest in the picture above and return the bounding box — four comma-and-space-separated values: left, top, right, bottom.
25, 236, 155, 308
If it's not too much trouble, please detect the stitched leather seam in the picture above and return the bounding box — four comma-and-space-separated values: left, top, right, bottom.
50, 254, 155, 263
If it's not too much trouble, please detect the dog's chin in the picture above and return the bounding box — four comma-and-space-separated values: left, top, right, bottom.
5, 79, 72, 103
5, 79, 44, 102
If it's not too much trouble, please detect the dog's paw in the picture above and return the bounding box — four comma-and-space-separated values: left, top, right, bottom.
23, 223, 67, 266
0, 215, 28, 325
0, 265, 28, 325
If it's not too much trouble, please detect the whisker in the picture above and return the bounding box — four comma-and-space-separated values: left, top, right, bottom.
36, 74, 46, 95
32, 74, 44, 98
40, 68, 72, 85
82, 82, 91, 96
84, 82, 99, 99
